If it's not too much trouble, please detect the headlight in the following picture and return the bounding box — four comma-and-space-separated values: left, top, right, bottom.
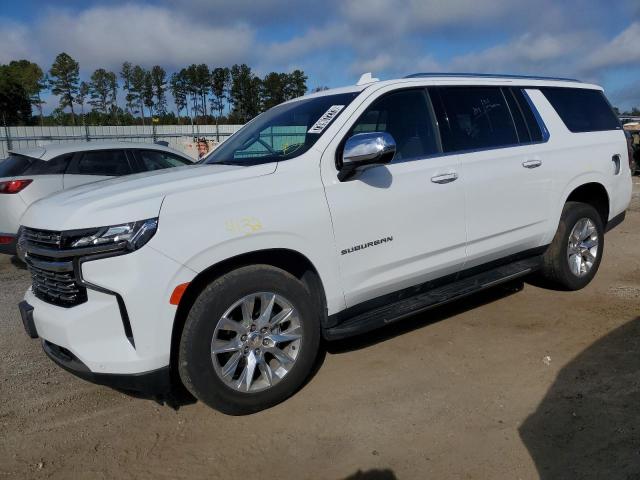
70, 218, 158, 252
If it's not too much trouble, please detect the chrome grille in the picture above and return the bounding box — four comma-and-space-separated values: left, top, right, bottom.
23, 227, 88, 308
22, 228, 62, 248
29, 262, 87, 307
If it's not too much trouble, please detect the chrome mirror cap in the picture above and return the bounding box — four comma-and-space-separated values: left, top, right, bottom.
342, 132, 396, 166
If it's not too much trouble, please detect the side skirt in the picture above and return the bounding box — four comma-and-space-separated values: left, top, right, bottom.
324, 249, 546, 341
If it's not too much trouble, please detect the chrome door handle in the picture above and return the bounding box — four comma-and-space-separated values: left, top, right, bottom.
431, 172, 458, 184
522, 160, 542, 169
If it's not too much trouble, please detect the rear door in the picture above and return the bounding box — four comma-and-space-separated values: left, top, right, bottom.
63, 149, 134, 189
430, 86, 552, 267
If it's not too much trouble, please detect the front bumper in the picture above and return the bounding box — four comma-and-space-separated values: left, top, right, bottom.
23, 244, 196, 376
42, 339, 171, 395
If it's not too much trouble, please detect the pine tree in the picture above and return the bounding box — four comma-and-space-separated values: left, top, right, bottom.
49, 52, 80, 125
151, 66, 167, 116
130, 65, 147, 125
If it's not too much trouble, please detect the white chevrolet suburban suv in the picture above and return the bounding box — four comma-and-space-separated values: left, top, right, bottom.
18, 74, 632, 414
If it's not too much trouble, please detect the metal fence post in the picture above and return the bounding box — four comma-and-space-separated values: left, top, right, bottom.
4, 124, 12, 151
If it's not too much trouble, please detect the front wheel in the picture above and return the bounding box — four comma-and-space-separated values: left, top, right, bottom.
178, 265, 320, 415
538, 201, 604, 290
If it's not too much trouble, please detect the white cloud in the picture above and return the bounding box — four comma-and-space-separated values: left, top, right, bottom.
449, 31, 595, 74
0, 20, 38, 64
1, 5, 255, 72
263, 24, 348, 64
583, 22, 640, 71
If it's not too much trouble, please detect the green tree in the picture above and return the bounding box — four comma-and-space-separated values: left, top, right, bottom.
185, 64, 210, 121
195, 64, 210, 118
120, 62, 137, 115
107, 71, 119, 124
210, 67, 230, 137
230, 64, 262, 123
151, 66, 167, 116
8, 60, 46, 125
143, 70, 155, 117
0, 64, 32, 125
169, 71, 188, 122
130, 65, 147, 125
49, 52, 80, 125
76, 81, 89, 126
210, 67, 230, 117
88, 68, 111, 117
285, 69, 307, 99
261, 72, 287, 110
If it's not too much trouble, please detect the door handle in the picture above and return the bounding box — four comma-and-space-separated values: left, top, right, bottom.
431, 172, 458, 184
522, 160, 542, 169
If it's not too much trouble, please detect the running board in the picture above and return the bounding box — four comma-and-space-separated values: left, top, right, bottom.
324, 257, 540, 341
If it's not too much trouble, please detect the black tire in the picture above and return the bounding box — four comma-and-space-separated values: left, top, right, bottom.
178, 265, 320, 415
538, 201, 604, 291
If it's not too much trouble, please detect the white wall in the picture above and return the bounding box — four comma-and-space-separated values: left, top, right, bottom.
0, 124, 243, 159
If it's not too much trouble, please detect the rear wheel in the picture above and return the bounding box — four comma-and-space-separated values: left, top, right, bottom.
178, 265, 320, 415
538, 201, 604, 290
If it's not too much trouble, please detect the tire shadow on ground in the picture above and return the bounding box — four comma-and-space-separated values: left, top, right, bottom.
519, 316, 640, 479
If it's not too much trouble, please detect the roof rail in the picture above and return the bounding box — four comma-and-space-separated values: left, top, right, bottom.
404, 72, 581, 83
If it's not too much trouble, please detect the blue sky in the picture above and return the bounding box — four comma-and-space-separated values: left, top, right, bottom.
1, 0, 639, 111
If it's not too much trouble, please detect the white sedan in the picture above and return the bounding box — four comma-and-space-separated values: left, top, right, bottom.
0, 141, 194, 256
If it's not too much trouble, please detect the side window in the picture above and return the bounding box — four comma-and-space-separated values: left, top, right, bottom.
434, 87, 518, 152
348, 89, 440, 162
74, 150, 133, 176
137, 150, 192, 171
24, 153, 72, 175
503, 89, 531, 143
540, 87, 621, 133
511, 88, 544, 142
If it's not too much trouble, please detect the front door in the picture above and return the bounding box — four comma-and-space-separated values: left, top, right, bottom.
322, 88, 467, 308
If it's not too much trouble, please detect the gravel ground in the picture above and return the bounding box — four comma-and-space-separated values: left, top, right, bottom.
1, 180, 639, 480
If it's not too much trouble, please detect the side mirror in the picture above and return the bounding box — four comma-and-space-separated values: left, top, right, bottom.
339, 132, 396, 181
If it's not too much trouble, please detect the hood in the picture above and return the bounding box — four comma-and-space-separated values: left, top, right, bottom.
21, 163, 276, 231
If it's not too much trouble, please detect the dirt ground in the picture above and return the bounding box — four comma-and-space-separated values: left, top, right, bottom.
1, 181, 639, 480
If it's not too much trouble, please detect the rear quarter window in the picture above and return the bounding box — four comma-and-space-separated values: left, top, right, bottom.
0, 154, 33, 177
540, 87, 621, 133
23, 154, 72, 175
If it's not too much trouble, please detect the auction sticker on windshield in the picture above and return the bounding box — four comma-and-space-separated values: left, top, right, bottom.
308, 105, 345, 134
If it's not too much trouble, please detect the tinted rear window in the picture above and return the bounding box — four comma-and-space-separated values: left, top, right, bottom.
24, 154, 71, 175
0, 154, 33, 177
510, 88, 544, 142
540, 87, 621, 133
433, 86, 518, 152
73, 150, 133, 176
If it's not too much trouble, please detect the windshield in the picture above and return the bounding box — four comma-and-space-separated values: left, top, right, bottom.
206, 92, 360, 166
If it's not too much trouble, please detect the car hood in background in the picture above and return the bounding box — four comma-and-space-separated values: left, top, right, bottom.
21, 163, 276, 231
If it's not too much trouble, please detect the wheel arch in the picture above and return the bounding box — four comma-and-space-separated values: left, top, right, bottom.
169, 248, 328, 377
564, 182, 610, 226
